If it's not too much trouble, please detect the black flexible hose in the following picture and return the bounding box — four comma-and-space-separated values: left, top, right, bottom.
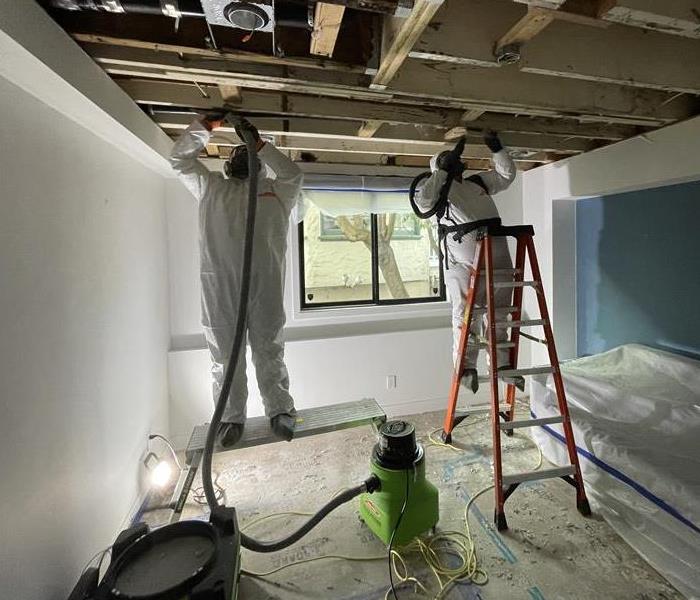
408, 136, 466, 221
201, 118, 259, 511
241, 478, 377, 553
199, 115, 379, 554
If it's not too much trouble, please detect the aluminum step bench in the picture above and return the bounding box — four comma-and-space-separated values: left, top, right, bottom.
168, 398, 386, 523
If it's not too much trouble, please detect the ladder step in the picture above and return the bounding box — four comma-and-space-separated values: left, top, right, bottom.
472, 305, 518, 316
492, 268, 523, 276
493, 280, 538, 289
498, 366, 554, 377
479, 341, 517, 349
495, 319, 547, 328
502, 465, 575, 486
456, 403, 510, 416
499, 415, 563, 431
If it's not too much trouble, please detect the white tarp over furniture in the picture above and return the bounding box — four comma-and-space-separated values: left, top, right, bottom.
530, 344, 700, 598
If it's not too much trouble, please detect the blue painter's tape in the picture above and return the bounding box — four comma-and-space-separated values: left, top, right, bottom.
531, 410, 700, 536
527, 586, 547, 600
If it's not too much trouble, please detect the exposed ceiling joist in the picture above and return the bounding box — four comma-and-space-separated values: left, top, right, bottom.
155, 112, 593, 153
357, 120, 385, 137
371, 0, 445, 89
118, 79, 638, 140
94, 46, 688, 126
72, 34, 373, 75
388, 60, 694, 126
512, 0, 700, 39
496, 7, 556, 50
310, 3, 346, 57
413, 0, 700, 94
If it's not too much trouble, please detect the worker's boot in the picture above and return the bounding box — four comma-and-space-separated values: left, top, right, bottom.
271, 412, 296, 442
461, 368, 479, 394
217, 422, 244, 449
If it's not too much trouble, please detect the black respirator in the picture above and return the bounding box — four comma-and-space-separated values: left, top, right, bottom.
224, 145, 261, 179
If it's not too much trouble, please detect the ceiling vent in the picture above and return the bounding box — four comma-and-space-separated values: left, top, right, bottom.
200, 0, 274, 32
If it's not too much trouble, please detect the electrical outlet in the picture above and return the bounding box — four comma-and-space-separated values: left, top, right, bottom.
386, 375, 397, 389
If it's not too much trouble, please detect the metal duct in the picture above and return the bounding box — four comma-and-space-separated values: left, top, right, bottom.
49, 0, 311, 28
49, 0, 205, 18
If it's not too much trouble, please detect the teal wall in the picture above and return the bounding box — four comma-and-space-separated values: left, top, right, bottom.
576, 180, 700, 359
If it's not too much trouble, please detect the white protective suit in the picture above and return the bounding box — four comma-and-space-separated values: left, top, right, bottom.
415, 149, 517, 370
171, 121, 303, 424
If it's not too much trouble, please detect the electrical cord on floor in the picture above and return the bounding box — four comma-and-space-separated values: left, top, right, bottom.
388, 469, 412, 600
192, 471, 226, 506
148, 433, 182, 470
234, 408, 544, 599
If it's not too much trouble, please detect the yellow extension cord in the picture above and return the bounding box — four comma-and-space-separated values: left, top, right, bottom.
240, 406, 542, 600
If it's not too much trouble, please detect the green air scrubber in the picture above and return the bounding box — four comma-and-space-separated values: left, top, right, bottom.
359, 421, 439, 546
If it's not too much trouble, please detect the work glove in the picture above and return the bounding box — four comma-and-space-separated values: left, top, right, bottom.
201, 110, 228, 131
233, 116, 261, 143
484, 130, 503, 153
436, 136, 466, 175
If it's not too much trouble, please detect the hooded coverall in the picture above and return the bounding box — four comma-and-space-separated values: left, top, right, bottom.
170, 121, 303, 424
415, 149, 517, 371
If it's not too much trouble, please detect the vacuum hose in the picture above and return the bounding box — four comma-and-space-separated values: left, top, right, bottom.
201, 115, 259, 513
408, 136, 465, 221
200, 114, 379, 553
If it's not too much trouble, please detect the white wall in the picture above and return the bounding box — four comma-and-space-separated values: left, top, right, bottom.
165, 171, 523, 447
0, 77, 171, 600
522, 116, 700, 366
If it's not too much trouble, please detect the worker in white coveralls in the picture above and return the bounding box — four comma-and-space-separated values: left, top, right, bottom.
170, 114, 303, 448
415, 131, 524, 393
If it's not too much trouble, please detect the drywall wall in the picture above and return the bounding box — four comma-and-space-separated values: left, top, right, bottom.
165, 168, 523, 446
522, 116, 700, 366
576, 180, 700, 358
0, 77, 170, 600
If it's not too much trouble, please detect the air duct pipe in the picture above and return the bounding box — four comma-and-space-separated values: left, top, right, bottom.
50, 0, 313, 28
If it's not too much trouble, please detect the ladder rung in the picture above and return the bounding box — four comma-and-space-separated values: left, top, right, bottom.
493, 280, 538, 289
498, 366, 554, 377
495, 319, 547, 328
479, 341, 517, 349
456, 404, 510, 415
471, 306, 518, 316
499, 415, 563, 431
492, 268, 523, 276
502, 465, 575, 486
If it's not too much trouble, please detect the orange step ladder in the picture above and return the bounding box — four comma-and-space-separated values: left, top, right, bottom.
441, 222, 591, 531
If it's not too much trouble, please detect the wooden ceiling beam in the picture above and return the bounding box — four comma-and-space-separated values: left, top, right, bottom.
155, 112, 593, 153
310, 3, 346, 57
512, 0, 700, 39
389, 60, 693, 127
118, 79, 638, 140
95, 47, 686, 126
412, 0, 700, 94
371, 0, 445, 89
73, 34, 373, 75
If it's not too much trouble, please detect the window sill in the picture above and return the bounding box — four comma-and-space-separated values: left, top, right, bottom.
285, 301, 452, 341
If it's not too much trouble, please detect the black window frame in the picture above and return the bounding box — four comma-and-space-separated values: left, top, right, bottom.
298, 214, 446, 310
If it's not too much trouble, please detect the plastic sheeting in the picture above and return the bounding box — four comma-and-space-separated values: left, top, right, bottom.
529, 344, 700, 599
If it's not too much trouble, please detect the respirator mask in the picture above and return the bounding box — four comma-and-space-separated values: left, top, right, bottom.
225, 145, 261, 179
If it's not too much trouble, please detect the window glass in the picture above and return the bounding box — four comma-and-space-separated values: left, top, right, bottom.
376, 213, 442, 300
301, 204, 372, 305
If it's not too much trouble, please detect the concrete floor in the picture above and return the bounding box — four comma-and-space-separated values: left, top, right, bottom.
169, 411, 682, 600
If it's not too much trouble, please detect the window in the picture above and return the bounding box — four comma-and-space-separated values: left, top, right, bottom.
299, 203, 445, 308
